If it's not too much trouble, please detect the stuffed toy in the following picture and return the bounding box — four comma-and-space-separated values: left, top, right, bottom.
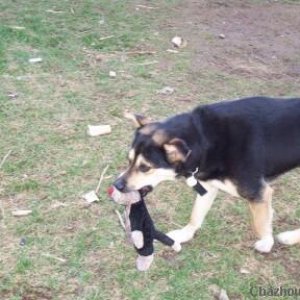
107, 186, 181, 271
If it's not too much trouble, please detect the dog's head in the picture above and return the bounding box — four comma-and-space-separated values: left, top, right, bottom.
113, 113, 192, 194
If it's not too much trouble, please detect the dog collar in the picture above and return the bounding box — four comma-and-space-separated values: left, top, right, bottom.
185, 168, 207, 196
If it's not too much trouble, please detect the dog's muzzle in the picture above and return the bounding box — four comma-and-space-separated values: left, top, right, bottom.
113, 177, 153, 196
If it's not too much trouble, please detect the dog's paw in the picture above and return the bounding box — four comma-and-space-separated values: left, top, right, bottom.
254, 236, 274, 253
277, 230, 300, 245
172, 242, 182, 252
167, 225, 195, 245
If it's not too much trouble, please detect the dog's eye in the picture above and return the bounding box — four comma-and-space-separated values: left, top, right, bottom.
139, 164, 151, 173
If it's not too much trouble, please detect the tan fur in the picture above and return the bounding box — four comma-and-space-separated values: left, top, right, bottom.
152, 129, 168, 145
124, 111, 151, 128
139, 123, 158, 135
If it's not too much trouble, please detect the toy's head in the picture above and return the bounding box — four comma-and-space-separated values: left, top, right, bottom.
107, 186, 141, 205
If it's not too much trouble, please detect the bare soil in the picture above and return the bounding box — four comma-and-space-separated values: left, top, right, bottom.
165, 0, 300, 80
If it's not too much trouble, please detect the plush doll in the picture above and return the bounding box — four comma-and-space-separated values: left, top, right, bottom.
107, 186, 181, 271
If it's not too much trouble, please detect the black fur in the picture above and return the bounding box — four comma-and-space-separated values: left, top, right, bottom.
129, 195, 175, 256
127, 97, 300, 201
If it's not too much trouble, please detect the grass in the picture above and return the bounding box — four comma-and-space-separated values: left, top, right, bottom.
1, 0, 300, 299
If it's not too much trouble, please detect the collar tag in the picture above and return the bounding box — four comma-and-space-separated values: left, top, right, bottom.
185, 168, 207, 196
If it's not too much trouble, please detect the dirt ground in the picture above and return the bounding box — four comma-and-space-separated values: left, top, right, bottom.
165, 0, 300, 81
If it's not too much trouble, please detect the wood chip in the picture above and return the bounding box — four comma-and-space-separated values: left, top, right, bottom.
51, 201, 68, 209
29, 57, 43, 63
109, 71, 117, 78
219, 289, 230, 300
158, 86, 175, 95
240, 268, 251, 274
82, 191, 99, 203
166, 49, 179, 53
12, 210, 32, 217
87, 125, 111, 136
9, 26, 26, 30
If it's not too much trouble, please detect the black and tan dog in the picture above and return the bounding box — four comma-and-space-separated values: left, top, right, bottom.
113, 96, 300, 253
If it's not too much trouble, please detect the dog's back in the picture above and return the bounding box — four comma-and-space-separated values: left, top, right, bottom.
195, 97, 300, 179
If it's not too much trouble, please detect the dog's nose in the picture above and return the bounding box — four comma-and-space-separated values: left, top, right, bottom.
114, 178, 126, 192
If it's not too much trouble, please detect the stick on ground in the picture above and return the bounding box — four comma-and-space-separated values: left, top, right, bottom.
96, 165, 109, 194
0, 150, 12, 169
42, 253, 67, 263
115, 209, 126, 230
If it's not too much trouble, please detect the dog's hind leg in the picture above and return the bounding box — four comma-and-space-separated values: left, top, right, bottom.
167, 182, 218, 246
277, 228, 300, 245
248, 184, 274, 253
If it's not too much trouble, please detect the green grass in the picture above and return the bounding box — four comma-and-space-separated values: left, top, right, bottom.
1, 0, 300, 299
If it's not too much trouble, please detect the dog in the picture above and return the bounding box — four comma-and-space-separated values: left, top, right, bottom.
113, 96, 300, 253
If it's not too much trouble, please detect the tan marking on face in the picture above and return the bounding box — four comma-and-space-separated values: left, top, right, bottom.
126, 164, 176, 190
139, 123, 158, 135
135, 155, 152, 169
152, 129, 168, 145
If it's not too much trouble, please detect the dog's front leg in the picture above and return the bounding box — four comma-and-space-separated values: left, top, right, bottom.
248, 184, 274, 253
167, 182, 218, 247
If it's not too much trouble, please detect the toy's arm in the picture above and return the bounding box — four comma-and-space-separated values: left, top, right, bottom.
154, 230, 181, 252
130, 208, 145, 249
154, 230, 174, 246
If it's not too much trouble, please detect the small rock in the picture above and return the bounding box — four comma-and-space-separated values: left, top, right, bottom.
109, 71, 117, 78
171, 36, 187, 48
158, 86, 175, 95
29, 57, 43, 63
12, 210, 32, 217
219, 33, 226, 39
19, 237, 26, 246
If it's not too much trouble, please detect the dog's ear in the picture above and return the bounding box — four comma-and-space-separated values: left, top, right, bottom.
164, 138, 191, 163
124, 111, 151, 128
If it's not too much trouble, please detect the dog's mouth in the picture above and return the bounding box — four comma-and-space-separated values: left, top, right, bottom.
139, 185, 153, 196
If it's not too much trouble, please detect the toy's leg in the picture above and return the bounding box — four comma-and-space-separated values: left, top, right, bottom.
154, 230, 181, 252
131, 230, 144, 249
136, 254, 154, 271
248, 184, 274, 253
167, 181, 218, 245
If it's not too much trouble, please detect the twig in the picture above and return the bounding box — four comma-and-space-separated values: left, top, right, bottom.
95, 165, 109, 194
0, 150, 12, 169
126, 51, 156, 56
136, 4, 156, 9
99, 35, 114, 41
115, 209, 125, 230
42, 253, 67, 263
170, 221, 184, 228
0, 200, 6, 228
